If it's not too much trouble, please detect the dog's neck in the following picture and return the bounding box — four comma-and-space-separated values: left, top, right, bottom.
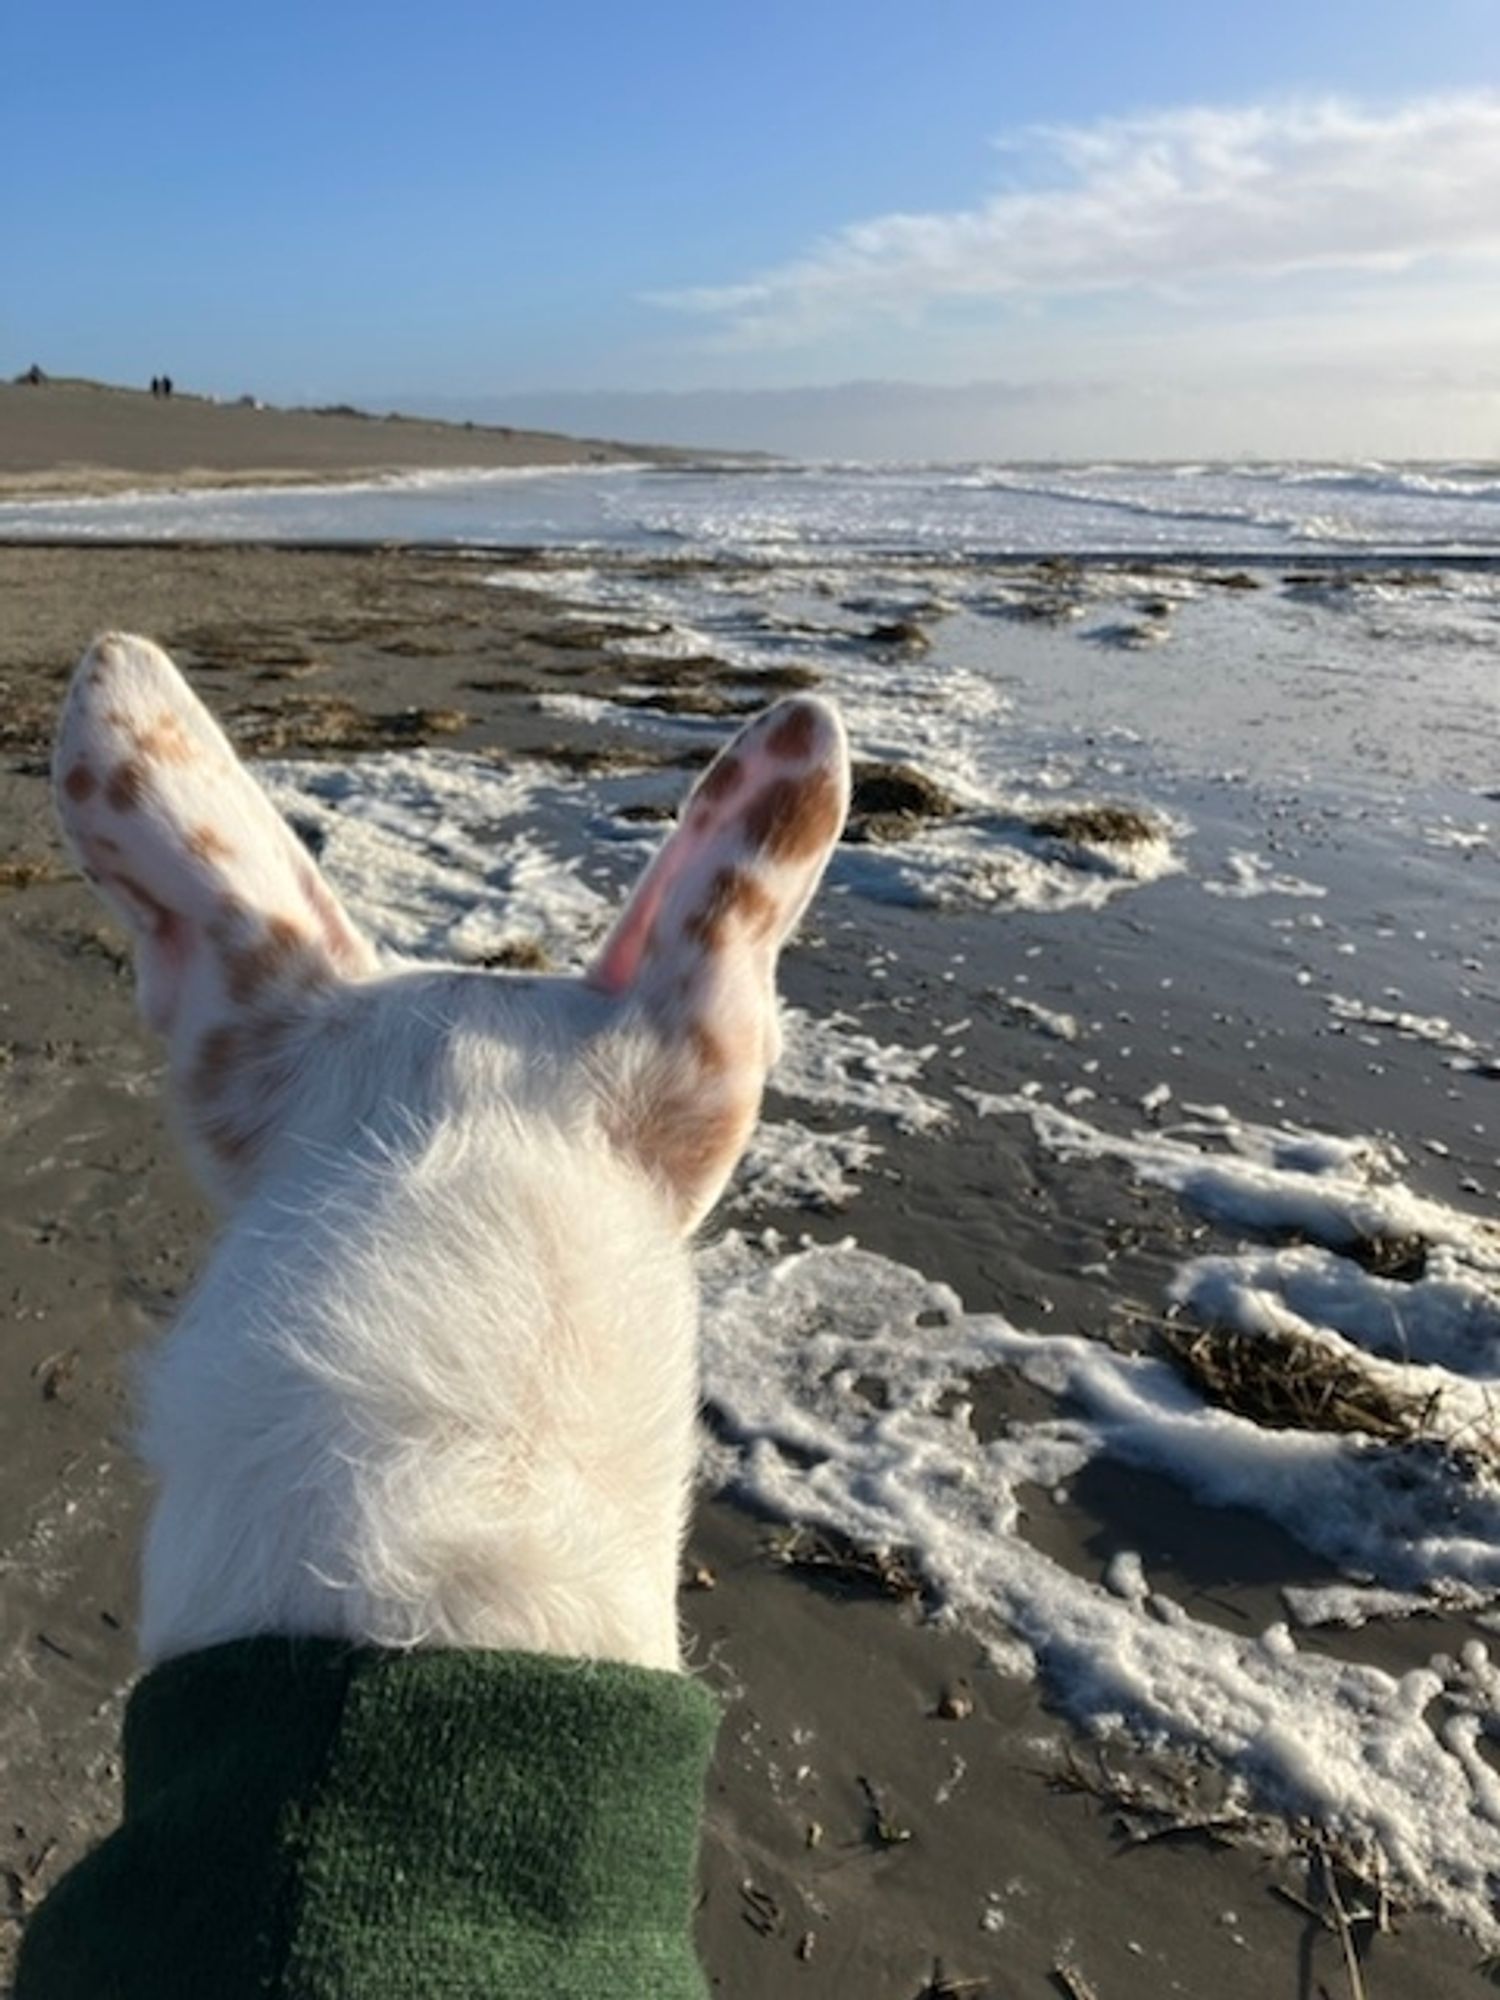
138, 1099, 700, 1671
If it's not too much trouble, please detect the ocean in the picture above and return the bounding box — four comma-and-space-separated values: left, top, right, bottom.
6, 455, 1500, 555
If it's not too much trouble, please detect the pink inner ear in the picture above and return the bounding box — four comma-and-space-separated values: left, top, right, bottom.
295, 857, 372, 976
108, 878, 195, 1033
588, 918, 650, 1000
137, 918, 194, 1034
586, 838, 698, 997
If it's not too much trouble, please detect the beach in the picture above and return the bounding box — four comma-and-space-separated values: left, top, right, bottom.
0, 379, 690, 501
3, 430, 1500, 1997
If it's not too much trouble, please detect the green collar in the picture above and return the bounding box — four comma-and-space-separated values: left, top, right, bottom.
18, 1639, 720, 2000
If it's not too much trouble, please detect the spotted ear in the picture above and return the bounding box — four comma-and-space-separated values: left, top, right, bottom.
588, 695, 849, 1229
53, 633, 377, 1042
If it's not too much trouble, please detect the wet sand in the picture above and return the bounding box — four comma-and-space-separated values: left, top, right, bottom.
0, 379, 693, 500
1, 543, 1493, 1998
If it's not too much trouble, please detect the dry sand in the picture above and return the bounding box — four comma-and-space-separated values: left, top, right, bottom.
1, 542, 1492, 1999
0, 378, 691, 499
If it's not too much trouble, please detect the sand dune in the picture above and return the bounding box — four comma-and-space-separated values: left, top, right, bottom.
0, 376, 686, 498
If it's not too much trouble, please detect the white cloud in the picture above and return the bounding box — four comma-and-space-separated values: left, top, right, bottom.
655, 94, 1500, 347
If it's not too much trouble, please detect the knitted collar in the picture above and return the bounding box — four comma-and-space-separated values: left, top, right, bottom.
18, 1638, 720, 2000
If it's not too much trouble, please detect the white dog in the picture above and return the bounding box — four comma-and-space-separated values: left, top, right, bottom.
52, 634, 849, 1672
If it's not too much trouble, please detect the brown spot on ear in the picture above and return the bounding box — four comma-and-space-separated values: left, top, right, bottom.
188, 824, 233, 862
107, 870, 175, 938
200, 1113, 255, 1169
190, 1025, 243, 1102
137, 714, 198, 766
738, 875, 780, 939
223, 915, 322, 1004
743, 767, 844, 863
683, 896, 721, 951
689, 1023, 729, 1074
184, 1009, 299, 1175
764, 702, 820, 761
206, 895, 254, 958
684, 867, 781, 952
597, 1024, 767, 1229
188, 1010, 293, 1105
627, 1070, 759, 1229
106, 760, 148, 812
695, 753, 744, 807
62, 761, 96, 803
78, 835, 121, 876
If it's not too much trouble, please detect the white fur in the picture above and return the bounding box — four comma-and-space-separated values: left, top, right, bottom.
54, 635, 849, 1672
139, 984, 699, 1669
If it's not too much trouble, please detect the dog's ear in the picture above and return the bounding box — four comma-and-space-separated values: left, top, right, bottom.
54, 633, 377, 1042
587, 696, 848, 1229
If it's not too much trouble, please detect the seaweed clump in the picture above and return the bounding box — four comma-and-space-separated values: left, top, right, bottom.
1156, 1318, 1441, 1448
0, 857, 66, 892
1031, 804, 1162, 848
465, 938, 552, 973
764, 1525, 926, 1604
845, 760, 960, 845
227, 695, 470, 755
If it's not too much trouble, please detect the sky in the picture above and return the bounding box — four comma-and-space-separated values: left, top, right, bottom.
6, 0, 1500, 458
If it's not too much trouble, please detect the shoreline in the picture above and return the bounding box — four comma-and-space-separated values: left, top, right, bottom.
0, 463, 662, 503
5, 532, 1500, 575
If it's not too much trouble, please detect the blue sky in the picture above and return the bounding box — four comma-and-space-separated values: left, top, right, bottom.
6, 1, 1500, 454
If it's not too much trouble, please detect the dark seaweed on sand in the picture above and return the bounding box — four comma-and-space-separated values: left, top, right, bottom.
1030, 803, 1163, 848
764, 1524, 927, 1604
0, 857, 67, 892
1155, 1315, 1465, 1456
226, 694, 471, 756
845, 761, 960, 845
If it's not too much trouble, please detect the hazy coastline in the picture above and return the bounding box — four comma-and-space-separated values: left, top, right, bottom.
0, 377, 709, 502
